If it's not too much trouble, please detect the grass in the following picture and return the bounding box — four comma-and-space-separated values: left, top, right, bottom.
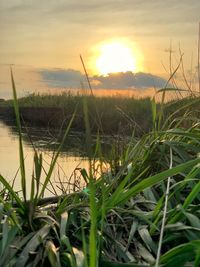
0, 70, 200, 267
0, 93, 154, 136
1, 91, 200, 137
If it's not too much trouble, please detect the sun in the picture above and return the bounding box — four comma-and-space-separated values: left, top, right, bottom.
95, 41, 137, 76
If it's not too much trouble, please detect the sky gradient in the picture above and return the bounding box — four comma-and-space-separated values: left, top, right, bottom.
0, 0, 200, 98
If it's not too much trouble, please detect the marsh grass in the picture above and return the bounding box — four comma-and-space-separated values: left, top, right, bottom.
0, 92, 154, 136
2, 90, 200, 137
0, 69, 200, 267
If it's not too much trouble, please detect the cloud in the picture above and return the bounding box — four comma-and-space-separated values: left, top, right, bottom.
39, 68, 85, 88
39, 68, 168, 89
93, 72, 167, 89
1, 0, 199, 32
2, 1, 199, 23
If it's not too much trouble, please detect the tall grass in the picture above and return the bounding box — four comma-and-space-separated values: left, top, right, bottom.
2, 91, 200, 137
0, 69, 200, 267
0, 92, 153, 136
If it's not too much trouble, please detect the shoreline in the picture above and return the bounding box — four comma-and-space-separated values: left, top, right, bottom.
0, 105, 152, 136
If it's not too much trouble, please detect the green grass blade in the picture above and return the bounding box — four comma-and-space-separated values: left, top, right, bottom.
81, 218, 89, 267
169, 171, 200, 224
61, 235, 78, 267
60, 211, 68, 238
160, 240, 200, 267
183, 179, 200, 209
151, 96, 157, 131
108, 157, 200, 208
89, 179, 98, 267
0, 174, 24, 211
39, 108, 76, 199
15, 224, 50, 267
10, 68, 26, 201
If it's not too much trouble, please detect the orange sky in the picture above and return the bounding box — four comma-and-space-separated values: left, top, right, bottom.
0, 1, 199, 98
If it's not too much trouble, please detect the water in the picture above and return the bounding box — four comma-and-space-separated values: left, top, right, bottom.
0, 121, 92, 197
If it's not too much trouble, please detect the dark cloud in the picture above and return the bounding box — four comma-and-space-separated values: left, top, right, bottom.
39, 69, 84, 88
93, 72, 167, 89
39, 68, 168, 89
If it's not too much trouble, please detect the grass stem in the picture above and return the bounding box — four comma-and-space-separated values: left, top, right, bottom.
155, 148, 173, 267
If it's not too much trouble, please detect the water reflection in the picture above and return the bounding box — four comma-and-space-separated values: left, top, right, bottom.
0, 116, 129, 198
2, 118, 116, 156
0, 121, 92, 197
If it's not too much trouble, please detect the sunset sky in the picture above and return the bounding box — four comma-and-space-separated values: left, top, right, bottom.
0, 0, 199, 98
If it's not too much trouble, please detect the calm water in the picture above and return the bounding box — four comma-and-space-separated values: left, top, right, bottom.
0, 121, 92, 197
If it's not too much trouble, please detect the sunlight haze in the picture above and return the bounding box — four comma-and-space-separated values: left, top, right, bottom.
0, 0, 199, 98
95, 41, 140, 75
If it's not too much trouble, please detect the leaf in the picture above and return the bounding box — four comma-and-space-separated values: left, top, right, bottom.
151, 97, 157, 129
185, 212, 200, 229
15, 224, 50, 267
72, 247, 84, 267
0, 174, 24, 212
0, 232, 34, 266
61, 235, 78, 267
165, 222, 200, 232
160, 240, 200, 267
0, 219, 18, 258
183, 179, 200, 209
126, 220, 138, 250
138, 226, 157, 254
108, 157, 200, 208
0, 216, 8, 257
81, 169, 89, 185
11, 69, 26, 201
88, 178, 98, 267
46, 240, 61, 267
137, 241, 155, 264
168, 166, 200, 224
60, 211, 68, 238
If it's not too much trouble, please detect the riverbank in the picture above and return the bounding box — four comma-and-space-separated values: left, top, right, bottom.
0, 93, 153, 135
1, 93, 200, 136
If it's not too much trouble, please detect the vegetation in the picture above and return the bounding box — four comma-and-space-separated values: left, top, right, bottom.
0, 93, 153, 135
1, 92, 200, 137
0, 70, 200, 267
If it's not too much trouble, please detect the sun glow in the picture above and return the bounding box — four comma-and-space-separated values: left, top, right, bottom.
95, 41, 138, 75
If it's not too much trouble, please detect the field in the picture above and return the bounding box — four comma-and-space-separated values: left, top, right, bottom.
0, 73, 200, 267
